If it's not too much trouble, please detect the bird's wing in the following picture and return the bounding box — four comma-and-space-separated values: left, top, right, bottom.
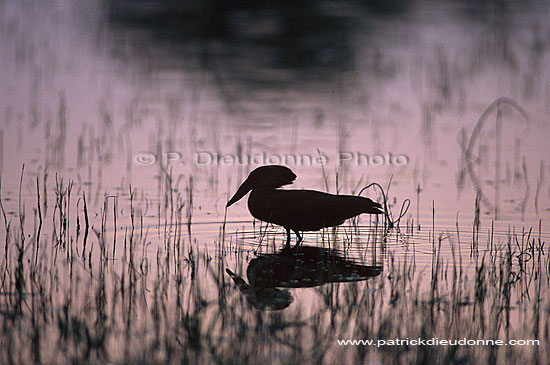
267, 190, 382, 230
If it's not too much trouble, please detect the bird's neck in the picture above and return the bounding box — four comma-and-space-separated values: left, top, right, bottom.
249, 187, 272, 200
250, 186, 283, 195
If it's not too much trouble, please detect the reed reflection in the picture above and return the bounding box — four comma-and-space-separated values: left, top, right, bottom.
226, 245, 382, 310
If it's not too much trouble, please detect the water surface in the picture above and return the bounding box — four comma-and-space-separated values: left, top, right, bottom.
0, 1, 549, 363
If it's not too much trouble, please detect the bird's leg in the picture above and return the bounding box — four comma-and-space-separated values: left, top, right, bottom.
293, 230, 303, 248
285, 228, 292, 249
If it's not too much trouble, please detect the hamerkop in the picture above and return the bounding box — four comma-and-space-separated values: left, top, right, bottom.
226, 165, 383, 247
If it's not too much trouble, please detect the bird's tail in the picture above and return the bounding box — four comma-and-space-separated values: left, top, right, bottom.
364, 199, 384, 214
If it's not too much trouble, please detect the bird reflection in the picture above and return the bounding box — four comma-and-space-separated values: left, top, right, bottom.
226, 165, 383, 248
226, 245, 382, 310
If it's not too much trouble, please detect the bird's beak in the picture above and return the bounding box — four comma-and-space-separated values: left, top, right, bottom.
226, 178, 253, 207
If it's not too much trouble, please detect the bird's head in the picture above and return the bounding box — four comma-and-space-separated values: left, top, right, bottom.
226, 165, 296, 207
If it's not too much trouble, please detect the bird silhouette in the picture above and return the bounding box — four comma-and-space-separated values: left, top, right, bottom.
226, 165, 383, 247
